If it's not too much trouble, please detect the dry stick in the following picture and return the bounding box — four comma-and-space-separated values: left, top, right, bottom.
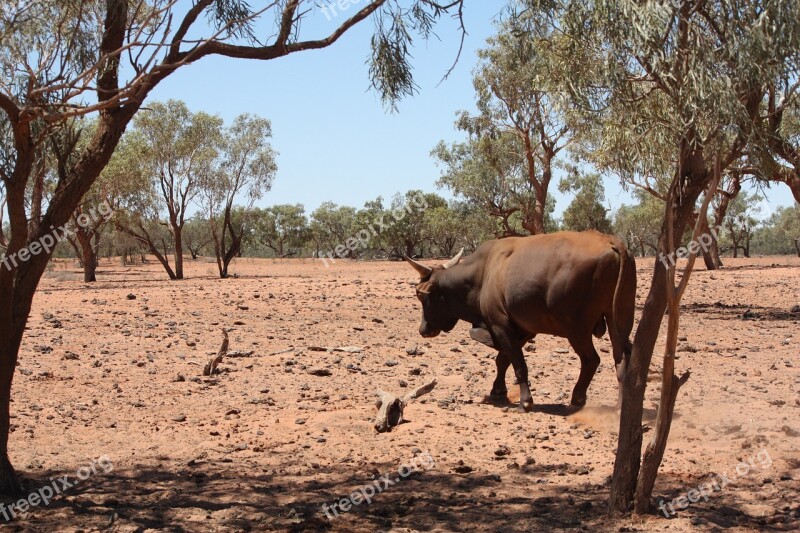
374, 380, 437, 433
203, 329, 229, 376
634, 153, 723, 513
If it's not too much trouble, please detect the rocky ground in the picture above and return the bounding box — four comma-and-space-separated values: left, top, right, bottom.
1, 255, 798, 532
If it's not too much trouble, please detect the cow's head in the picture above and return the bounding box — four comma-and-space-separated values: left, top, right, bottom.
404, 249, 464, 338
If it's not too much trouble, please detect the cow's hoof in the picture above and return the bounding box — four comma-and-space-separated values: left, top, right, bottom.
489, 389, 508, 400
517, 400, 534, 413
570, 396, 587, 407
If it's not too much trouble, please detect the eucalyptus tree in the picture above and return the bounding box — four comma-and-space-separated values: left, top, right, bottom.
183, 217, 213, 260
136, 100, 223, 279
521, 0, 800, 515
0, 0, 467, 491
200, 114, 276, 278
558, 168, 612, 233
761, 80, 800, 203
722, 191, 763, 258
310, 203, 360, 259
752, 205, 800, 256
433, 136, 534, 236
612, 192, 663, 257
423, 203, 464, 256
383, 190, 444, 257
435, 18, 572, 234
253, 204, 308, 258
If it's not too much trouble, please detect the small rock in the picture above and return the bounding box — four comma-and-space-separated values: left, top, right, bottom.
171, 414, 187, 422
494, 445, 511, 457
308, 368, 332, 377
126, 294, 136, 300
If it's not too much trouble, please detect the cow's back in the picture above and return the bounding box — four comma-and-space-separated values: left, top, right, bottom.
475, 231, 624, 339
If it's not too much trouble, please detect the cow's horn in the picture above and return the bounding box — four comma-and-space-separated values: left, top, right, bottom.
443, 248, 464, 269
403, 255, 432, 278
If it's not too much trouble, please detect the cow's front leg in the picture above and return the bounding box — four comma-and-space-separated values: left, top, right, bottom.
494, 341, 532, 412
489, 351, 510, 400
508, 346, 533, 412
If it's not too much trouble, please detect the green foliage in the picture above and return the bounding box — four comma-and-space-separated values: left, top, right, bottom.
559, 168, 612, 233
252, 204, 308, 257
751, 205, 800, 255
310, 202, 360, 258
434, 12, 573, 234
383, 190, 446, 257
612, 191, 664, 256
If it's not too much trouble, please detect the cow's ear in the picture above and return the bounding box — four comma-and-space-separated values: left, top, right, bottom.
443, 248, 464, 269
404, 255, 432, 278
416, 281, 433, 295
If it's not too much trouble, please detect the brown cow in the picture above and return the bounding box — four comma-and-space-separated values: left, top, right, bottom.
404, 231, 636, 412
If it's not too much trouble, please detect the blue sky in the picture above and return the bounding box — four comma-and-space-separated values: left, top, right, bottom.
147, 1, 795, 219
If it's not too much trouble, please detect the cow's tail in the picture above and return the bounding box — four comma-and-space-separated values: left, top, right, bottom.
612, 242, 634, 355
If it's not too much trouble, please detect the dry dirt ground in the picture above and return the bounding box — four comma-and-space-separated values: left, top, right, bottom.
1, 255, 798, 532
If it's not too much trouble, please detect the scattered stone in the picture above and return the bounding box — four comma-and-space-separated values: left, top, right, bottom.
406, 345, 425, 356
453, 462, 473, 474
308, 368, 332, 377
126, 294, 136, 300
295, 418, 307, 425
494, 445, 511, 457
171, 414, 186, 422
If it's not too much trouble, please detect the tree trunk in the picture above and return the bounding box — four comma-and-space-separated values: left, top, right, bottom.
708, 231, 723, 268
795, 237, 800, 257
699, 217, 720, 270
634, 160, 721, 513
173, 225, 184, 280
116, 224, 176, 280
608, 256, 670, 514
0, 322, 23, 494
76, 229, 98, 282
609, 146, 711, 515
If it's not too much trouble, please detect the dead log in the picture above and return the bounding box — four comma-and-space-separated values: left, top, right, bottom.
374, 379, 436, 433
203, 329, 229, 376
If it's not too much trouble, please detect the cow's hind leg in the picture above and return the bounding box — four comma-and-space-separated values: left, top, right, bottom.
567, 336, 601, 407
489, 351, 510, 400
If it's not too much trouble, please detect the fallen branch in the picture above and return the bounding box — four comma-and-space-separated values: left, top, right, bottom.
203, 329, 229, 376
226, 350, 254, 358
374, 379, 436, 433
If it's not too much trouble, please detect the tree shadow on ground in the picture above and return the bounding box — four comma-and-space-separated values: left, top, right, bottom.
684, 302, 800, 321
2, 457, 795, 532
